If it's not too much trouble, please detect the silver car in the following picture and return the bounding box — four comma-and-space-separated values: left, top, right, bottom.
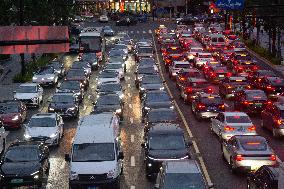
211, 112, 257, 141
222, 135, 277, 173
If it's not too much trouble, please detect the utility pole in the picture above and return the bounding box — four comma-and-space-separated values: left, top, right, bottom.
19, 0, 26, 76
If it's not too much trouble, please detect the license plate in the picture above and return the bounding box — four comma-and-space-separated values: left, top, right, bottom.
237, 127, 244, 132
219, 75, 224, 77
208, 107, 216, 110
11, 179, 23, 184
255, 103, 262, 106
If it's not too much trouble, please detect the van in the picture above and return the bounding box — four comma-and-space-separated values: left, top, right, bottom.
208, 34, 226, 51
65, 113, 124, 189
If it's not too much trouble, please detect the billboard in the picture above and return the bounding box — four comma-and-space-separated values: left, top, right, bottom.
0, 26, 69, 54
216, 0, 245, 10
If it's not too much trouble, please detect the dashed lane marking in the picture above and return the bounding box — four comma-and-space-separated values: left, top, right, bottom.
131, 135, 134, 143
152, 33, 213, 186
83, 106, 87, 111
131, 156, 135, 166
149, 30, 152, 33
129, 104, 132, 108
130, 118, 133, 124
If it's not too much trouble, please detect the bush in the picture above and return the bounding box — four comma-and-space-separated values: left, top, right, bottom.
13, 53, 58, 83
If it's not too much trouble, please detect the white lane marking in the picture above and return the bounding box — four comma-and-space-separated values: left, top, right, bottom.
152, 33, 213, 186
88, 95, 91, 99
128, 84, 131, 87
143, 31, 146, 34
131, 135, 134, 143
131, 156, 135, 167
83, 106, 87, 111
131, 186, 135, 189
91, 85, 95, 89
149, 30, 152, 34
130, 118, 133, 124
224, 103, 229, 108
129, 104, 132, 108
137, 31, 140, 34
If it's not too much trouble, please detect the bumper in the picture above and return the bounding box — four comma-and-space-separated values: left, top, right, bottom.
30, 136, 59, 146
69, 177, 118, 186
49, 109, 77, 118
222, 132, 257, 141
17, 99, 39, 107
33, 80, 55, 86
274, 128, 284, 136
235, 160, 276, 172
3, 120, 22, 129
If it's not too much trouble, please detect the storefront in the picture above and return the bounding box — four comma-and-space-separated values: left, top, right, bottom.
110, 0, 151, 13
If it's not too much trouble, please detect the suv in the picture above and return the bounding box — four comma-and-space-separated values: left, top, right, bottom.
0, 141, 50, 188
261, 102, 284, 137
154, 160, 214, 189
247, 165, 279, 189
65, 113, 123, 189
142, 123, 190, 178
14, 83, 43, 107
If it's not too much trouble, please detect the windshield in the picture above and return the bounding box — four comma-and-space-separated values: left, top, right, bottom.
38, 67, 53, 75
100, 84, 121, 92
167, 48, 183, 54
0, 103, 19, 114
147, 93, 170, 102
149, 134, 185, 150
175, 64, 189, 69
52, 95, 74, 103
29, 117, 56, 127
142, 76, 162, 84
106, 64, 122, 69
138, 48, 153, 54
199, 54, 212, 59
246, 91, 267, 100
67, 69, 85, 76
239, 138, 268, 151
60, 81, 80, 90
5, 146, 39, 162
190, 82, 209, 88
72, 62, 90, 69
114, 45, 127, 50
50, 62, 61, 69
72, 143, 115, 162
81, 53, 97, 61
97, 95, 120, 106
148, 110, 177, 123
164, 173, 206, 189
109, 50, 125, 56
226, 115, 251, 123
236, 55, 252, 61
80, 36, 101, 52
100, 72, 118, 78
17, 86, 37, 93
138, 67, 156, 74
269, 78, 284, 86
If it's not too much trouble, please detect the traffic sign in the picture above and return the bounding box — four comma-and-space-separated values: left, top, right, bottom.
216, 0, 244, 10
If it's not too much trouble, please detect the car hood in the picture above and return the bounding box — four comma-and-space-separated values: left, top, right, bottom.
148, 149, 188, 159
49, 102, 75, 109
145, 101, 172, 109
14, 93, 38, 100
26, 126, 58, 138
71, 160, 116, 175
1, 161, 41, 176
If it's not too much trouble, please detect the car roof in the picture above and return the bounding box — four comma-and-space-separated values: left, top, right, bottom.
149, 123, 183, 135
198, 53, 211, 55
229, 76, 246, 80
223, 112, 248, 116
32, 113, 57, 119
164, 160, 201, 174
74, 113, 118, 144
173, 61, 189, 65
243, 89, 264, 93
20, 83, 38, 87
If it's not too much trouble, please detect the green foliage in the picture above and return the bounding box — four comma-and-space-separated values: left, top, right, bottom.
13, 54, 57, 83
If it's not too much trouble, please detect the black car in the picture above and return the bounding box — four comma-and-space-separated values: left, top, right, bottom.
144, 108, 179, 131
139, 75, 164, 97
49, 61, 66, 78
57, 80, 84, 102
142, 123, 190, 178
48, 93, 79, 118
135, 66, 158, 87
70, 61, 92, 77
141, 90, 173, 118
116, 17, 137, 26
65, 69, 89, 89
136, 58, 156, 69
96, 83, 124, 100
0, 141, 50, 188
79, 53, 99, 70
247, 165, 279, 189
93, 94, 123, 120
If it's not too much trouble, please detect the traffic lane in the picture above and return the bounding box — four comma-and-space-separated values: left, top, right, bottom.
120, 55, 152, 189
155, 51, 246, 188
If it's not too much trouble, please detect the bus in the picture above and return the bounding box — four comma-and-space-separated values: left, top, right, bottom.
79, 27, 105, 62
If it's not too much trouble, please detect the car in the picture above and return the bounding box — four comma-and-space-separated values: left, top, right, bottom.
154, 160, 214, 189
231, 41, 246, 52
162, 46, 184, 60
227, 34, 238, 44
135, 66, 158, 87
180, 78, 213, 104
104, 63, 125, 80
139, 75, 164, 97
202, 60, 222, 75
136, 58, 157, 71
211, 112, 256, 141
96, 83, 124, 100
116, 16, 137, 26
93, 93, 123, 120
49, 61, 66, 78
14, 83, 43, 107
48, 93, 79, 119
157, 33, 173, 44
218, 49, 235, 65
219, 76, 251, 98
135, 46, 154, 61
0, 100, 27, 129
232, 59, 258, 75
141, 90, 173, 118
194, 52, 214, 68
180, 37, 196, 50
205, 66, 231, 83
256, 77, 284, 99
79, 53, 99, 70
97, 70, 120, 86
261, 102, 284, 137
70, 61, 92, 77
247, 165, 279, 189
207, 34, 227, 51
144, 108, 179, 131
175, 68, 203, 89
102, 25, 114, 36
56, 80, 84, 102
191, 93, 225, 121
168, 61, 190, 79
247, 70, 277, 88
108, 49, 127, 61
227, 54, 256, 72
65, 69, 89, 90
32, 66, 59, 86
222, 135, 276, 173
187, 47, 204, 61
142, 123, 190, 178
24, 113, 64, 146
0, 141, 50, 188
155, 25, 167, 35
99, 15, 108, 22
234, 90, 271, 113
114, 43, 129, 57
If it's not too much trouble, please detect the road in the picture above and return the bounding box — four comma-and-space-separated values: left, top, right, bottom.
1, 20, 284, 189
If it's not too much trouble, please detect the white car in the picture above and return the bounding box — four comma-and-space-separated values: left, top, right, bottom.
211, 112, 257, 141
99, 15, 108, 22
104, 62, 125, 79
14, 83, 43, 107
97, 70, 120, 86
169, 61, 190, 78
24, 113, 64, 146
32, 66, 59, 86
194, 52, 213, 68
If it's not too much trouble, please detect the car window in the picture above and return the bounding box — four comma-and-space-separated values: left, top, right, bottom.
200, 97, 223, 105
5, 146, 39, 162
239, 138, 268, 151
149, 134, 185, 150
164, 173, 206, 189
225, 115, 251, 123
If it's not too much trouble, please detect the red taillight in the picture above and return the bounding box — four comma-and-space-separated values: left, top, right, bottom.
270, 154, 276, 161
238, 66, 243, 70
235, 154, 244, 161
226, 72, 232, 77
246, 85, 251, 89
219, 104, 225, 109
180, 77, 186, 81
266, 101, 272, 105
277, 119, 282, 125
244, 101, 253, 105
186, 88, 193, 93
207, 88, 213, 93
210, 72, 216, 77
165, 59, 171, 64
247, 125, 256, 131
197, 103, 206, 109
266, 86, 275, 91
224, 125, 235, 131
253, 66, 258, 70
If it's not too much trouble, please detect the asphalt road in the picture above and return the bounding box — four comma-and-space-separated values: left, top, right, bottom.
1, 20, 284, 189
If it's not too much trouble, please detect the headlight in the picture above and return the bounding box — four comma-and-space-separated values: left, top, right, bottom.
140, 87, 145, 91
48, 76, 54, 80
31, 171, 39, 176
116, 109, 122, 114
50, 132, 58, 138
70, 171, 79, 180
159, 87, 165, 90
32, 97, 38, 101
68, 107, 76, 111
145, 107, 151, 110
147, 163, 152, 167
107, 169, 115, 178
11, 115, 20, 121
188, 55, 194, 59
32, 77, 37, 80
119, 94, 124, 99
24, 133, 31, 139
170, 106, 174, 109
49, 107, 54, 111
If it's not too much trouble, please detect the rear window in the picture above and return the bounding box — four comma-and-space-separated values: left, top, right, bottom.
226, 115, 251, 123
167, 48, 183, 54
175, 64, 189, 69
239, 138, 267, 151
199, 54, 212, 59
235, 55, 252, 61
228, 35, 237, 40
246, 92, 267, 101
214, 67, 227, 73
201, 97, 223, 105
218, 37, 225, 42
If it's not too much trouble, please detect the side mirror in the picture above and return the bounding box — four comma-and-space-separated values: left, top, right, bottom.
118, 151, 124, 159
65, 154, 71, 162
